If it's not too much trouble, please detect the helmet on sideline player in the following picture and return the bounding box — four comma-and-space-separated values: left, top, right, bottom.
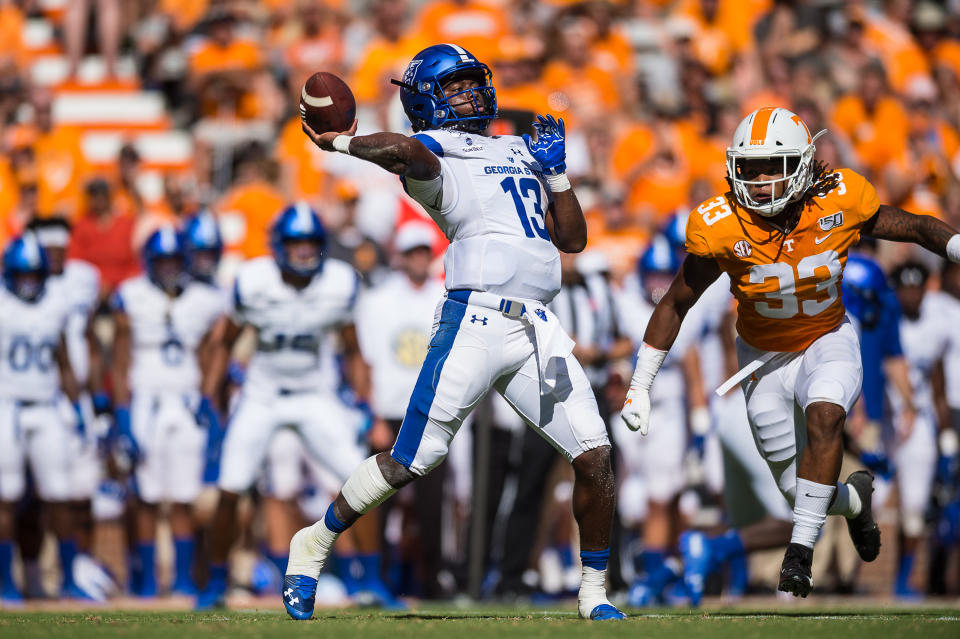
270, 202, 326, 278
726, 107, 827, 218
181, 210, 223, 284
142, 226, 186, 293
393, 44, 497, 134
2, 233, 49, 302
638, 234, 681, 305
661, 211, 689, 257
841, 254, 889, 331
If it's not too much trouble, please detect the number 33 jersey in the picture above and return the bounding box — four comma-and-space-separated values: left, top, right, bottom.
401, 129, 561, 303
231, 257, 359, 396
685, 168, 880, 352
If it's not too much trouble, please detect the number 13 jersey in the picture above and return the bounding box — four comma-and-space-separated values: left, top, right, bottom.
402, 129, 561, 303
685, 168, 880, 352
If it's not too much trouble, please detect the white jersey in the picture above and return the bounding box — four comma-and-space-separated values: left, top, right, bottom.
47, 260, 100, 385
403, 128, 561, 303
355, 273, 446, 419
616, 273, 698, 404
116, 275, 226, 393
0, 285, 71, 401
888, 296, 952, 418
231, 257, 359, 396
926, 291, 960, 409
682, 274, 733, 392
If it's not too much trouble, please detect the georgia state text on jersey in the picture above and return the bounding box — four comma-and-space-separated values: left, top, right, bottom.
231, 256, 359, 396
0, 286, 71, 402
402, 128, 560, 303
686, 168, 880, 352
47, 260, 99, 385
114, 275, 227, 392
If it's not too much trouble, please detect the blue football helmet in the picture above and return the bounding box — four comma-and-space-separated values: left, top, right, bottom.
661, 212, 689, 256
2, 233, 49, 301
270, 202, 326, 278
638, 234, 681, 305
394, 44, 497, 133
181, 210, 223, 284
842, 254, 888, 330
142, 226, 186, 292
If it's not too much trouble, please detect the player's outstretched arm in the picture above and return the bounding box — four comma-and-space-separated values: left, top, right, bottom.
862, 204, 960, 259
302, 119, 440, 180
621, 254, 721, 435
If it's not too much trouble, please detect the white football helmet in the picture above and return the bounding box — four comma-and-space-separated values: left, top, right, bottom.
726, 107, 826, 217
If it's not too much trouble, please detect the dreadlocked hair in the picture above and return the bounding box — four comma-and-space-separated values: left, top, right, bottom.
798, 160, 840, 210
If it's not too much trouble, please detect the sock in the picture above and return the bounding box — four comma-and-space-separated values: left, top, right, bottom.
791, 479, 836, 548
335, 553, 361, 594
173, 538, 196, 588
712, 530, 746, 562
358, 552, 382, 587
128, 551, 142, 593
266, 551, 289, 578
557, 544, 575, 568
22, 559, 42, 596
58, 539, 78, 589
578, 548, 611, 616
0, 541, 14, 589
640, 549, 675, 591
896, 553, 915, 590
136, 542, 156, 594
827, 481, 862, 518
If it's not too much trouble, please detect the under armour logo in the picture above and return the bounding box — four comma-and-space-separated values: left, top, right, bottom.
471, 315, 488, 325
511, 147, 523, 155
534, 309, 547, 322
284, 588, 299, 605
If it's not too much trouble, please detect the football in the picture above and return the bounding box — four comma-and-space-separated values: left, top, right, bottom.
299, 71, 356, 134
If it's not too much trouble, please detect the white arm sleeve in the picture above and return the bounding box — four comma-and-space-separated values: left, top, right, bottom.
404, 159, 458, 214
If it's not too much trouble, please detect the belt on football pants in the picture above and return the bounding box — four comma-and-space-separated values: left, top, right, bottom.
447, 289, 527, 318
715, 351, 789, 396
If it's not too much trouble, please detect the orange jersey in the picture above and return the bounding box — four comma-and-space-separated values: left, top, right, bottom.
686, 168, 880, 353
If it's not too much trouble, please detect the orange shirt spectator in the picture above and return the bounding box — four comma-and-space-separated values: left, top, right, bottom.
68, 179, 139, 299
216, 146, 287, 260
11, 119, 90, 219
282, 3, 344, 97
674, 0, 769, 54
611, 123, 655, 183
831, 94, 909, 172
276, 116, 329, 200
351, 34, 427, 105
934, 40, 960, 80
0, 0, 25, 67
413, 0, 508, 63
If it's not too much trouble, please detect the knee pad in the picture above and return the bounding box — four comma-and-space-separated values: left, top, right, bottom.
748, 394, 796, 464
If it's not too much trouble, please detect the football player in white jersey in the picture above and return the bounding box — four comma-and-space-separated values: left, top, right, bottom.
112, 227, 227, 597
27, 217, 117, 601
613, 236, 703, 607
195, 204, 372, 609
0, 235, 86, 602
886, 262, 951, 597
287, 43, 624, 621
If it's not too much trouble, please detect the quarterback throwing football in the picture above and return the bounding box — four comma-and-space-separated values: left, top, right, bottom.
284, 44, 624, 621
621, 106, 960, 597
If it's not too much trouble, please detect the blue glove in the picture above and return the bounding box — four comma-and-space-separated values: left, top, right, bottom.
113, 405, 140, 464
522, 114, 566, 175
860, 451, 893, 481
197, 395, 225, 484
72, 401, 86, 438
92, 392, 112, 416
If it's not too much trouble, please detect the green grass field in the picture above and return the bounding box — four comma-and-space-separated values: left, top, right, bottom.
2, 606, 958, 639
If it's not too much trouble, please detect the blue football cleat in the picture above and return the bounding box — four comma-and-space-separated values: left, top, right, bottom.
283, 574, 318, 620
680, 531, 714, 606
1, 582, 23, 606
195, 577, 227, 610
589, 603, 626, 620
627, 578, 659, 608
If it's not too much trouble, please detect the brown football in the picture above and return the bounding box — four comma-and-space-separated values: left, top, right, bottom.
299, 71, 356, 134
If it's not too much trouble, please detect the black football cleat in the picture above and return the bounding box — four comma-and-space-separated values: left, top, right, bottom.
778, 543, 814, 598
844, 470, 881, 562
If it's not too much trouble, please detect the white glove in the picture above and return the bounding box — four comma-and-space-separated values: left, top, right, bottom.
620, 343, 668, 436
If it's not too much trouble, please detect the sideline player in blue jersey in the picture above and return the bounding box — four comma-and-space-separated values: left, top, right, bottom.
284, 44, 624, 621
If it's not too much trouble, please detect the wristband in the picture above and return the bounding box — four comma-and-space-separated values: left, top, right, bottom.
630, 342, 668, 391
940, 428, 959, 456
332, 135, 353, 155
947, 235, 960, 263
545, 172, 571, 193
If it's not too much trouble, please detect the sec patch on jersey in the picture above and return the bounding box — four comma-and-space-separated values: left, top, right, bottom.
300, 72, 356, 134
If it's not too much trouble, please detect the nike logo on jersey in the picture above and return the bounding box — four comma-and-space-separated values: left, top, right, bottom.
814, 233, 833, 244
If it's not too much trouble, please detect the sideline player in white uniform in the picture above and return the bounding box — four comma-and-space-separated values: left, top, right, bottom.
0, 235, 86, 602
886, 262, 950, 597
28, 217, 117, 601
196, 204, 371, 609
620, 106, 960, 597
287, 43, 624, 621
112, 228, 226, 597
613, 236, 699, 607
